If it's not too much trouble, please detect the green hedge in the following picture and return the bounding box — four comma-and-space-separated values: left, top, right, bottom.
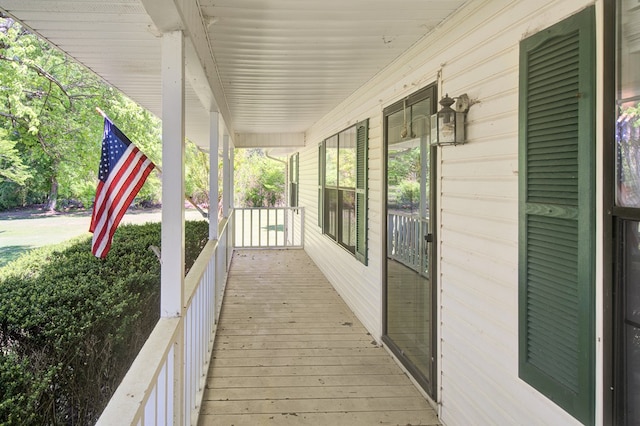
0, 220, 209, 425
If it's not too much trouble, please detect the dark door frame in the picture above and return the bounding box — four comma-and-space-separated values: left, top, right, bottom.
602, 0, 640, 424
602, 0, 614, 423
381, 83, 438, 398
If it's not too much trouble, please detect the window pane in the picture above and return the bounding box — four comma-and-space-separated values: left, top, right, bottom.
339, 127, 356, 188
411, 99, 432, 142
387, 109, 423, 215
618, 4, 640, 423
321, 122, 366, 262
324, 188, 337, 239
290, 153, 299, 184
617, 1, 640, 207
625, 324, 640, 425
625, 222, 640, 324
621, 220, 640, 426
617, 102, 640, 207
339, 189, 356, 253
325, 135, 338, 187
290, 183, 298, 207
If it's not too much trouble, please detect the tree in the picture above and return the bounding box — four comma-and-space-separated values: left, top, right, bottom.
0, 16, 110, 210
0, 128, 30, 185
0, 19, 106, 209
185, 141, 212, 207
234, 149, 285, 207
387, 146, 424, 211
0, 15, 218, 213
0, 16, 164, 211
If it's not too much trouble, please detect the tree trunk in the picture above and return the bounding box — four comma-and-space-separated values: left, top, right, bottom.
46, 175, 58, 212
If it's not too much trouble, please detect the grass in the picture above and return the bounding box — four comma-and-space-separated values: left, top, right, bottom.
0, 208, 205, 268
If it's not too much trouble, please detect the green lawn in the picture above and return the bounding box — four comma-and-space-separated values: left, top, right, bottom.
0, 208, 205, 267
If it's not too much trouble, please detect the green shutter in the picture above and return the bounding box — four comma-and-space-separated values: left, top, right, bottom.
355, 120, 368, 264
289, 154, 294, 206
318, 143, 324, 228
518, 7, 594, 425
289, 153, 299, 207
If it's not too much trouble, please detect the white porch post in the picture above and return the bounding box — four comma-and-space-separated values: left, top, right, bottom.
161, 30, 185, 316
222, 134, 230, 218
209, 112, 219, 240
230, 143, 235, 210
160, 30, 185, 424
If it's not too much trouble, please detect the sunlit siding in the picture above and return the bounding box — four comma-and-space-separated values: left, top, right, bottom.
299, 110, 384, 339
300, 0, 595, 425
432, 2, 593, 425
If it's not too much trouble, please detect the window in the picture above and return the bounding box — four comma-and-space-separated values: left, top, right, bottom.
289, 153, 299, 207
611, 0, 640, 424
518, 7, 595, 425
319, 120, 368, 264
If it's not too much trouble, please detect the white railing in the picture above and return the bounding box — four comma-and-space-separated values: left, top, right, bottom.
234, 206, 304, 248
97, 214, 233, 426
388, 212, 429, 276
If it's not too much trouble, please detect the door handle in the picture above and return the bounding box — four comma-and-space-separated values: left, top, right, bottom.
424, 233, 432, 256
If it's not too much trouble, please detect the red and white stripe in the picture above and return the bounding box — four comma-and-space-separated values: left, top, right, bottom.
89, 144, 155, 258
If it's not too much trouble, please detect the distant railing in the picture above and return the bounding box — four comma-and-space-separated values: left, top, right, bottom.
234, 207, 304, 248
388, 212, 429, 275
96, 215, 233, 426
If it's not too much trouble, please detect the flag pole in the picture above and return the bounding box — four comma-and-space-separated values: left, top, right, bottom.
95, 106, 110, 121
95, 107, 208, 219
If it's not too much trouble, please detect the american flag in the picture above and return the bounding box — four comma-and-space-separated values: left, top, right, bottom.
89, 118, 155, 258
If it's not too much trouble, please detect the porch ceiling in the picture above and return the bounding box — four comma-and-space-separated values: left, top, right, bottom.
1, 0, 467, 150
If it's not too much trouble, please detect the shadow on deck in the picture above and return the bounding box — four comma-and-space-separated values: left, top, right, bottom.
198, 249, 440, 426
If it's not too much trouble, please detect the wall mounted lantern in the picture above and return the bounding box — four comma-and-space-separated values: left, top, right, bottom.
431, 93, 470, 146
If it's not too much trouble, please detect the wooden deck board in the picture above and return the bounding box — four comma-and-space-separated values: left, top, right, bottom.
207, 374, 416, 389
199, 410, 439, 426
198, 249, 440, 425
215, 340, 377, 350
200, 396, 433, 415
213, 347, 385, 358
211, 355, 393, 367
204, 384, 423, 400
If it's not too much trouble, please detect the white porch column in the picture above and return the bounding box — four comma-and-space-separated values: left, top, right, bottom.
222, 134, 230, 218
209, 111, 219, 240
161, 30, 185, 317
230, 142, 235, 210
160, 30, 185, 425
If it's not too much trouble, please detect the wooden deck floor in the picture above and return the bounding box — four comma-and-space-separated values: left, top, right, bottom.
198, 249, 440, 426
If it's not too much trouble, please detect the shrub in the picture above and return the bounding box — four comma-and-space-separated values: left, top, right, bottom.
397, 180, 420, 207
0, 220, 209, 425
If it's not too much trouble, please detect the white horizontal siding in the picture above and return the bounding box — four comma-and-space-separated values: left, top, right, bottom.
300, 108, 384, 340
434, 1, 591, 424
300, 0, 596, 425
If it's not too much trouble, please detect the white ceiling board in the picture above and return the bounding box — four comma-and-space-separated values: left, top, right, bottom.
1, 0, 468, 148
201, 0, 467, 134
1, 0, 165, 122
